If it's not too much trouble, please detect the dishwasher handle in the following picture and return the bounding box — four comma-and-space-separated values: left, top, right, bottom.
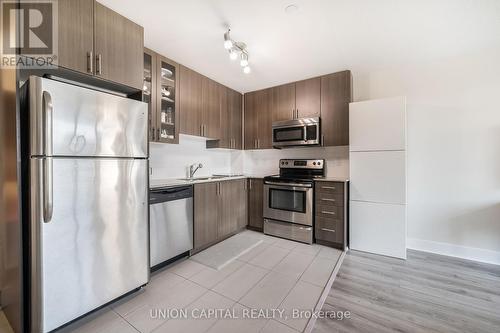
150, 185, 193, 204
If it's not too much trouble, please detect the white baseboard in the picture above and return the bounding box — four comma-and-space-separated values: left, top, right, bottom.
407, 238, 500, 266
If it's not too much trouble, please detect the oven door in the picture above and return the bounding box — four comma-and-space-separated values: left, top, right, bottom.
263, 182, 313, 226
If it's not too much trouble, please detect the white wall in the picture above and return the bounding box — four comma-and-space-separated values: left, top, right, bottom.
150, 135, 349, 179
354, 48, 500, 264
150, 135, 238, 179
243, 146, 349, 178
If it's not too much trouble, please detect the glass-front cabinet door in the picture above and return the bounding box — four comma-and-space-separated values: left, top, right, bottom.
143, 48, 156, 142
156, 56, 179, 144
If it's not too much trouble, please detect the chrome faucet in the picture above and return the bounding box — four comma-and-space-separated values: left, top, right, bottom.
189, 163, 203, 179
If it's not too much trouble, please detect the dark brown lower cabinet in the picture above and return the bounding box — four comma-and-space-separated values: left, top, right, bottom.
194, 179, 247, 252
247, 178, 264, 231
194, 182, 219, 250
314, 181, 349, 250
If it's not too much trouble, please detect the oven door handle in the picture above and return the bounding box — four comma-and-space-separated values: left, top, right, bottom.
264, 181, 312, 188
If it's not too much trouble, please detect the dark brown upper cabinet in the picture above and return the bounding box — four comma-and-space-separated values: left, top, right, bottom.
143, 48, 156, 142
55, 0, 143, 89
244, 89, 272, 150
57, 0, 94, 75
180, 65, 203, 136
320, 71, 352, 146
270, 78, 320, 122
179, 66, 224, 139
143, 50, 180, 144
201, 77, 220, 139
213, 86, 242, 149
229, 89, 243, 149
244, 70, 351, 149
296, 77, 321, 118
273, 83, 295, 122
94, 2, 144, 90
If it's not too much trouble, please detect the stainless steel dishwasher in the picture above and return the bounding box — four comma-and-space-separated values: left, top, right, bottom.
149, 185, 193, 269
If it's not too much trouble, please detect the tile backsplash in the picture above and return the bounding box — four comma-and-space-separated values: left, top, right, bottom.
150, 134, 349, 179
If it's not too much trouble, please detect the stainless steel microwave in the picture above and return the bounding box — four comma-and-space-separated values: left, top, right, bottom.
272, 117, 320, 148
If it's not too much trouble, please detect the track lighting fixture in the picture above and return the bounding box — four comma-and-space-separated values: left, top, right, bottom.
223, 29, 251, 74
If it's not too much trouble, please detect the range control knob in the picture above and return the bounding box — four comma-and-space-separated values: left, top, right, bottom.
317, 161, 321, 165
313, 162, 316, 165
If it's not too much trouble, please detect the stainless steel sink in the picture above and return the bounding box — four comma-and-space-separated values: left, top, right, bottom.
177, 175, 227, 181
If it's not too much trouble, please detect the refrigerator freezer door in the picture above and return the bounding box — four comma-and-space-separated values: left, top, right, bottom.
30, 76, 148, 158
30, 157, 149, 332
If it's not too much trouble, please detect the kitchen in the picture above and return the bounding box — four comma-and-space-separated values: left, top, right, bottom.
1, 1, 500, 333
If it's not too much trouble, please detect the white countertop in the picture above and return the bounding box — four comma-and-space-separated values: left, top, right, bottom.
150, 175, 251, 189
314, 177, 350, 183
150, 175, 347, 189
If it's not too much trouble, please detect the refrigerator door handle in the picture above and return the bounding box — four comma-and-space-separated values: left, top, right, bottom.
43, 91, 53, 156
43, 158, 53, 223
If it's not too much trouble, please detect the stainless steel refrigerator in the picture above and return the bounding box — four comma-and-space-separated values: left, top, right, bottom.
27, 76, 149, 332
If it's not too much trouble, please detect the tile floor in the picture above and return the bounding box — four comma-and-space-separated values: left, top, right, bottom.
0, 310, 14, 333
51, 230, 342, 333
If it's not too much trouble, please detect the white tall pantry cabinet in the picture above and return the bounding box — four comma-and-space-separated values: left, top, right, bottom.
349, 97, 407, 259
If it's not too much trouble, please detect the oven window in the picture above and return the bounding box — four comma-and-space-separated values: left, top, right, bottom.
274, 127, 304, 142
269, 188, 306, 213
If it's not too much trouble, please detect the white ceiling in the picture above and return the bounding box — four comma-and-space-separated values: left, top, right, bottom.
99, 0, 500, 93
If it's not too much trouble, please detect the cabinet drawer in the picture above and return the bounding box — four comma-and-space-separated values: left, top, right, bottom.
315, 193, 344, 207
315, 217, 343, 243
316, 204, 343, 219
316, 182, 343, 194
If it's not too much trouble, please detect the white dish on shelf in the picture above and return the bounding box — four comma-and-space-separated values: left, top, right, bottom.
161, 68, 173, 78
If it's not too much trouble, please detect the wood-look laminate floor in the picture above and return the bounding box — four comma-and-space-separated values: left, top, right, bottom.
312, 250, 500, 333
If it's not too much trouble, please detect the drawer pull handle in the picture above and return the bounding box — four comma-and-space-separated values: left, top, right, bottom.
321, 198, 336, 202
321, 228, 336, 233
321, 211, 336, 215
322, 186, 336, 190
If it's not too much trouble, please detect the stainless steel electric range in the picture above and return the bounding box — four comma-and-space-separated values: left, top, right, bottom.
263, 159, 325, 244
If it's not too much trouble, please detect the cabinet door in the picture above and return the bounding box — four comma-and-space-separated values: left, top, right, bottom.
202, 77, 220, 139
194, 183, 219, 250
218, 181, 239, 238
273, 83, 295, 122
320, 71, 352, 146
94, 2, 144, 89
296, 77, 321, 118
230, 90, 243, 149
247, 178, 264, 230
156, 56, 179, 144
244, 91, 258, 149
180, 66, 202, 136
143, 48, 156, 142
218, 85, 230, 148
256, 89, 273, 149
57, 0, 94, 75
236, 179, 248, 229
